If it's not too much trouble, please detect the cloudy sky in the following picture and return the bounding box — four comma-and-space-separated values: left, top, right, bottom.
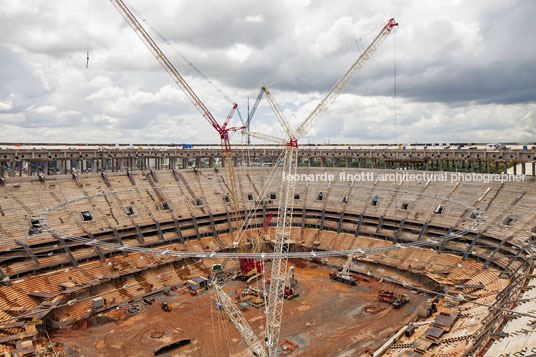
0, 0, 535, 144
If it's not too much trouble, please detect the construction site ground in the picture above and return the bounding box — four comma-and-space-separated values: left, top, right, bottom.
50, 259, 427, 356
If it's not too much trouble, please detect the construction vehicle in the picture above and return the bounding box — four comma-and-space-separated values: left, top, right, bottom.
391, 294, 410, 309
237, 213, 273, 280
283, 266, 299, 300
329, 271, 357, 285
378, 290, 395, 303
329, 255, 358, 285
378, 290, 409, 308
241, 287, 265, 308
284, 286, 299, 300
161, 301, 171, 312
237, 259, 264, 281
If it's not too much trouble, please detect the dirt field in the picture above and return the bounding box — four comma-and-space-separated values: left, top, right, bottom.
51, 260, 426, 356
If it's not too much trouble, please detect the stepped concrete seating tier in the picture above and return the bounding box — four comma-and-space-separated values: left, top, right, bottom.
485, 276, 536, 356
0, 167, 535, 354
0, 168, 531, 281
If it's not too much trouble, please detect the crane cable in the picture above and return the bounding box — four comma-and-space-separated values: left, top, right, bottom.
85, 0, 90, 68
393, 25, 398, 218
125, 4, 240, 117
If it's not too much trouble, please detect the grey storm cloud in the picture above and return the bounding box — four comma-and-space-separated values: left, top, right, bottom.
0, 0, 535, 144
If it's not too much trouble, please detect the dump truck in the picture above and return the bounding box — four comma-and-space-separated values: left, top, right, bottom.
391, 294, 410, 309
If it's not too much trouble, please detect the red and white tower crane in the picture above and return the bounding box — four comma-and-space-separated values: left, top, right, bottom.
107, 0, 245, 243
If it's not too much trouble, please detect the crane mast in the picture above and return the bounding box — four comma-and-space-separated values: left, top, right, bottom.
108, 0, 245, 244
265, 143, 298, 353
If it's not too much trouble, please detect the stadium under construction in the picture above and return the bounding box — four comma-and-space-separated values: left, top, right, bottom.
1, 1, 536, 356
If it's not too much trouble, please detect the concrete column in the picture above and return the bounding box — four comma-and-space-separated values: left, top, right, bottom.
522, 162, 526, 175
321, 158, 326, 167
532, 162, 536, 176
503, 162, 507, 174
182, 158, 188, 169
208, 157, 214, 168
0, 163, 4, 177
514, 163, 517, 175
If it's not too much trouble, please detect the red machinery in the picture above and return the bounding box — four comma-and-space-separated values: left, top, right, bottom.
239, 213, 273, 276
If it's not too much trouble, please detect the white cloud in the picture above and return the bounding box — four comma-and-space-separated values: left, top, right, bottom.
0, 100, 12, 111
30, 105, 57, 114
0, 0, 534, 144
226, 43, 253, 63
244, 15, 264, 23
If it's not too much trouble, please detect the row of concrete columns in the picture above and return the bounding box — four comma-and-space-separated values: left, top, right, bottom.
1, 157, 535, 177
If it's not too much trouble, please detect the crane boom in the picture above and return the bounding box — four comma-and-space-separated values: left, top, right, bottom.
241, 130, 287, 145
213, 282, 268, 357
108, 0, 221, 130
247, 88, 266, 128
108, 0, 245, 247
295, 18, 398, 139
341, 255, 353, 278
263, 87, 296, 141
